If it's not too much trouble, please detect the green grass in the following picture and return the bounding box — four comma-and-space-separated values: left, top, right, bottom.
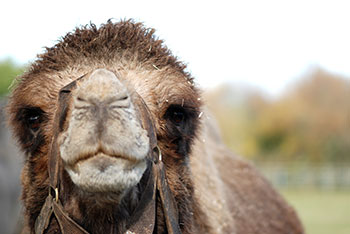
281, 188, 350, 234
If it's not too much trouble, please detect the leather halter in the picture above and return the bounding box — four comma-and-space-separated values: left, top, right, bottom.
34, 76, 182, 234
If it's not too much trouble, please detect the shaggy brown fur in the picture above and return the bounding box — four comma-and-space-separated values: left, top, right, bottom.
7, 20, 304, 234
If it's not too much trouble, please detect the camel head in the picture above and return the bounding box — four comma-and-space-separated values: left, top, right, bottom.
7, 20, 202, 233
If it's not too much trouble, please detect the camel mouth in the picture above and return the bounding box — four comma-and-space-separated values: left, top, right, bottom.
66, 151, 145, 173
73, 152, 140, 167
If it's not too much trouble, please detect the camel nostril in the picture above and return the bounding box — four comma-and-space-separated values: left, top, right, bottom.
109, 95, 130, 109
77, 97, 86, 102
120, 96, 128, 101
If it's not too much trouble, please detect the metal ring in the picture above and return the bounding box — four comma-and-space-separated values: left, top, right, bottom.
156, 145, 162, 162
54, 188, 59, 203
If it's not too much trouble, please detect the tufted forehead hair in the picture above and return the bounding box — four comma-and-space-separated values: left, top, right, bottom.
8, 19, 202, 153
10, 19, 200, 102
9, 19, 199, 107
29, 19, 192, 77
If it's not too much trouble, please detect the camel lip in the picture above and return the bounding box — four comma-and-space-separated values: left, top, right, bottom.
67, 151, 140, 167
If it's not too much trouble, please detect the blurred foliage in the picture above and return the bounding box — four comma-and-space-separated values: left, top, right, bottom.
0, 59, 24, 97
205, 68, 350, 163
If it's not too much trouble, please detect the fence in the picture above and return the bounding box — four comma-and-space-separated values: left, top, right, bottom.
254, 161, 350, 189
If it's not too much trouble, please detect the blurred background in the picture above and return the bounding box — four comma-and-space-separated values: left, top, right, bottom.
1, 1, 349, 233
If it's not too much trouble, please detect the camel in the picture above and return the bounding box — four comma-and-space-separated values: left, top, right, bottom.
7, 20, 304, 234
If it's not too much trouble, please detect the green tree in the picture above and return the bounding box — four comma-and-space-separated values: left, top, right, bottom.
206, 68, 350, 163
0, 59, 24, 97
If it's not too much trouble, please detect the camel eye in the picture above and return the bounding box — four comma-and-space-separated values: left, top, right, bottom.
28, 115, 40, 130
172, 110, 185, 125
21, 107, 44, 131
167, 105, 187, 126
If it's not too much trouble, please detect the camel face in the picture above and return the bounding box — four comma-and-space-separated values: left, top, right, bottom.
6, 21, 304, 234
59, 69, 149, 195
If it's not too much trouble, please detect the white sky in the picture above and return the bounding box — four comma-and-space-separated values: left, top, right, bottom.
1, 0, 350, 96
